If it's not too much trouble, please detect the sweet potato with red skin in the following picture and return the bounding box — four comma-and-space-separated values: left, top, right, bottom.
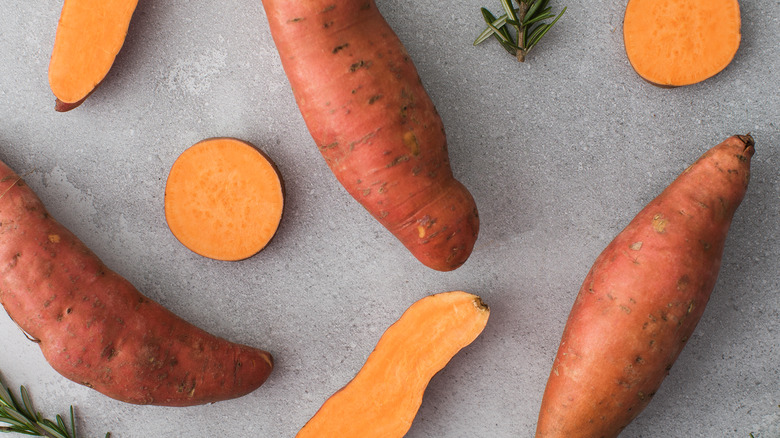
536, 135, 754, 437
262, 0, 479, 271
0, 160, 273, 406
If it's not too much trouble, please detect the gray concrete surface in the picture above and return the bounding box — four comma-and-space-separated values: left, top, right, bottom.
0, 0, 778, 437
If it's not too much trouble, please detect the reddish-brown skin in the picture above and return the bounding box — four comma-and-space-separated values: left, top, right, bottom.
0, 160, 273, 406
262, 0, 479, 271
55, 95, 88, 112
536, 135, 754, 437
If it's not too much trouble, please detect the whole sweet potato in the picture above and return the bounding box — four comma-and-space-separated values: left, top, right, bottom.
536, 135, 754, 437
0, 159, 273, 406
262, 0, 479, 271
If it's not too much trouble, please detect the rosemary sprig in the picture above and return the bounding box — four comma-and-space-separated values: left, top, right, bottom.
474, 0, 566, 62
0, 373, 109, 438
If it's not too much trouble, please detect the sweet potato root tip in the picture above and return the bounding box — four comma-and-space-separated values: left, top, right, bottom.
54, 97, 88, 112
164, 138, 285, 261
263, 0, 479, 271
623, 0, 741, 87
737, 133, 755, 152
0, 159, 273, 406
536, 135, 754, 437
48, 0, 139, 107
297, 291, 489, 438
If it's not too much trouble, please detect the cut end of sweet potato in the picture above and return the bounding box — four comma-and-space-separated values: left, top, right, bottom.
623, 0, 741, 87
164, 138, 285, 261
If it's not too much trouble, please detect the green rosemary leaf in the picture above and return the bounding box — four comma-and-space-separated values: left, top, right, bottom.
489, 26, 519, 55
40, 418, 63, 433
499, 0, 520, 24
527, 7, 566, 50
524, 12, 555, 27
526, 24, 547, 46
499, 39, 520, 55
0, 383, 12, 407
37, 421, 69, 438
484, 17, 513, 45
524, 0, 547, 21
523, 7, 552, 25
480, 8, 519, 54
3, 406, 30, 426
55, 415, 68, 436
0, 414, 29, 430
1, 427, 37, 436
481, 6, 498, 23
498, 24, 515, 43
70, 407, 76, 438
4, 391, 21, 413
475, 12, 508, 45
19, 386, 35, 419
475, 8, 510, 45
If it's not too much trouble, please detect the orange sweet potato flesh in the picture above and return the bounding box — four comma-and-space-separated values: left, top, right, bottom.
262, 0, 479, 271
49, 0, 139, 111
0, 159, 273, 406
165, 138, 285, 261
536, 135, 754, 437
623, 0, 741, 87
297, 291, 490, 437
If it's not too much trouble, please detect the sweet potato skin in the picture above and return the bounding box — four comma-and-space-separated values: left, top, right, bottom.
0, 160, 273, 406
262, 0, 479, 271
536, 135, 754, 437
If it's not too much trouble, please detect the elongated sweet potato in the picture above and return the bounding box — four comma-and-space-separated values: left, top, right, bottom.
535, 135, 754, 437
262, 0, 479, 271
297, 291, 490, 437
0, 159, 273, 406
49, 0, 139, 111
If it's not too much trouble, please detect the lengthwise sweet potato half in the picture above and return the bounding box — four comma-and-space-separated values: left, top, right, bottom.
0, 159, 273, 406
48, 0, 139, 111
298, 291, 490, 437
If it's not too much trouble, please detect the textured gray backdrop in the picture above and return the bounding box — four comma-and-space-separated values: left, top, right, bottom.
0, 0, 778, 436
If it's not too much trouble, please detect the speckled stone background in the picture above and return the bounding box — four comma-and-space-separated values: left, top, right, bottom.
0, 0, 778, 437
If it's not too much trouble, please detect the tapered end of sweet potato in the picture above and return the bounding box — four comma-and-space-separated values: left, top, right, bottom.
54, 96, 87, 112
736, 134, 755, 154
396, 180, 480, 272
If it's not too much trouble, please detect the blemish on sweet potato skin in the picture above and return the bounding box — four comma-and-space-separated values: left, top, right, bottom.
0, 161, 273, 406
332, 43, 349, 53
